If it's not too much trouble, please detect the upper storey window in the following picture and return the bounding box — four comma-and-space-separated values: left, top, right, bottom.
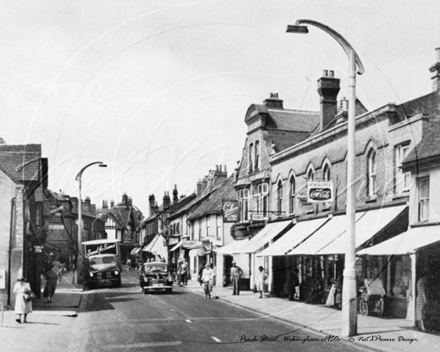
367, 149, 377, 197
249, 143, 254, 173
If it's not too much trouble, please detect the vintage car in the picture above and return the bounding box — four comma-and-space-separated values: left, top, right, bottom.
139, 262, 173, 293
87, 254, 121, 289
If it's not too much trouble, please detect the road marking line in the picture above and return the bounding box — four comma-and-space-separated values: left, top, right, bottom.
104, 341, 181, 348
185, 319, 192, 323
211, 337, 221, 343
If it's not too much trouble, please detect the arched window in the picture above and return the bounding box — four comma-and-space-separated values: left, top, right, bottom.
323, 164, 331, 181
367, 149, 377, 197
307, 167, 315, 181
249, 143, 254, 173
277, 180, 283, 215
289, 176, 296, 214
254, 141, 260, 170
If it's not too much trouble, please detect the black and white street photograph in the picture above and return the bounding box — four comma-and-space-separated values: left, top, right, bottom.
1, 0, 440, 351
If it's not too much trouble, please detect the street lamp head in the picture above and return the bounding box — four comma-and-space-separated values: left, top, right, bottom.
286, 24, 308, 34
99, 163, 107, 168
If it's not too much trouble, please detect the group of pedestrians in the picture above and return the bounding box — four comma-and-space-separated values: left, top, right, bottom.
13, 258, 63, 324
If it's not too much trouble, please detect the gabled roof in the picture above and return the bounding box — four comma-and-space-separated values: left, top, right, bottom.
403, 118, 440, 167
0, 144, 42, 183
143, 193, 197, 223
168, 190, 213, 221
188, 175, 235, 220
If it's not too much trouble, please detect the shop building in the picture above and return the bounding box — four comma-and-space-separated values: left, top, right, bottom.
258, 49, 440, 317
0, 144, 48, 304
100, 194, 144, 263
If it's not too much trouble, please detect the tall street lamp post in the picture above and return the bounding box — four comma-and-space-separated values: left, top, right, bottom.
74, 161, 107, 284
287, 20, 364, 336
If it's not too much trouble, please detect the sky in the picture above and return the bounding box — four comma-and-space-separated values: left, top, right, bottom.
1, 0, 439, 216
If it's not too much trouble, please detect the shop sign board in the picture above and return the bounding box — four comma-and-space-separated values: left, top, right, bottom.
236, 169, 270, 186
222, 200, 238, 222
49, 224, 64, 230
307, 181, 334, 203
182, 240, 202, 249
168, 237, 179, 245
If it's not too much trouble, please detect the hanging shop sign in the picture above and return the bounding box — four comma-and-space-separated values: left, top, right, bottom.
222, 200, 238, 222
49, 204, 64, 223
307, 181, 334, 203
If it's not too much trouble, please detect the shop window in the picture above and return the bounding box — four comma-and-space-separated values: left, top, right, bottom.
395, 144, 411, 194
289, 176, 295, 214
254, 141, 260, 171
418, 177, 430, 222
390, 256, 412, 299
367, 149, 377, 197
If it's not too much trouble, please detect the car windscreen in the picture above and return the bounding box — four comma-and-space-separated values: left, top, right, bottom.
89, 256, 116, 265
144, 264, 167, 273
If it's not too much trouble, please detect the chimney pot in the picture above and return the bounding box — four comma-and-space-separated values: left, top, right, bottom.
329, 70, 334, 77
323, 69, 328, 77
436, 47, 440, 62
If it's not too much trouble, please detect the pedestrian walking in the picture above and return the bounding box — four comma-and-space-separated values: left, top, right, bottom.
44, 267, 58, 303
201, 264, 214, 298
179, 262, 188, 287
230, 261, 243, 295
179, 261, 188, 287
13, 277, 33, 323
256, 266, 268, 298
416, 271, 429, 332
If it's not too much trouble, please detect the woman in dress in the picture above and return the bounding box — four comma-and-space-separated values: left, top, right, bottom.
44, 268, 58, 303
13, 277, 32, 323
416, 272, 429, 332
256, 266, 268, 298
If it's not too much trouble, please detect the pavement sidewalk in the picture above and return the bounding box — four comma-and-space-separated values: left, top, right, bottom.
185, 280, 440, 352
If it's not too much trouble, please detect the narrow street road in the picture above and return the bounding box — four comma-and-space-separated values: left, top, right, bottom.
59, 271, 354, 352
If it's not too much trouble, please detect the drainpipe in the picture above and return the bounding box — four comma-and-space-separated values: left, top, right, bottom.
7, 198, 16, 307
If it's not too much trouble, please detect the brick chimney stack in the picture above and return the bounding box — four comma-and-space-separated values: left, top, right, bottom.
264, 92, 283, 110
83, 196, 91, 214
196, 179, 203, 197
430, 48, 440, 92
110, 199, 114, 208
172, 185, 178, 204
163, 191, 170, 210
317, 70, 340, 131
149, 194, 156, 216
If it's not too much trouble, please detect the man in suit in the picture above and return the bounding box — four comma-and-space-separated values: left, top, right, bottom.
230, 261, 243, 295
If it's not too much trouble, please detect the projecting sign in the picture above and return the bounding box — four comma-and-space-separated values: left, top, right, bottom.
222, 200, 238, 222
307, 181, 334, 203
251, 214, 264, 221
49, 224, 64, 230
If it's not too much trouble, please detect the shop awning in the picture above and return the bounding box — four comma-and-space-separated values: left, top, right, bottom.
170, 240, 183, 252
357, 225, 440, 256
317, 205, 407, 255
287, 212, 366, 255
130, 247, 141, 255
214, 239, 250, 255
142, 235, 167, 259
233, 220, 293, 254
257, 217, 329, 256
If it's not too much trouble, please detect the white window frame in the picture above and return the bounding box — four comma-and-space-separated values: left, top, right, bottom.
418, 177, 429, 222
254, 141, 260, 171
289, 176, 295, 214
395, 144, 411, 194
216, 215, 221, 240
277, 180, 283, 215
367, 149, 377, 197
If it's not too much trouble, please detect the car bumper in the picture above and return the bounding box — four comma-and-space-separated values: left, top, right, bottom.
143, 285, 172, 290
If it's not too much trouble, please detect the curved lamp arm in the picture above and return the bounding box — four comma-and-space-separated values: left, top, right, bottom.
288, 19, 365, 75
75, 161, 106, 181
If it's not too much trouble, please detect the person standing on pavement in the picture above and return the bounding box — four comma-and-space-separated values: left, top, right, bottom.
13, 277, 32, 323
179, 261, 188, 287
44, 267, 58, 303
287, 268, 300, 301
256, 266, 268, 298
201, 264, 214, 298
416, 271, 429, 332
230, 261, 243, 295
